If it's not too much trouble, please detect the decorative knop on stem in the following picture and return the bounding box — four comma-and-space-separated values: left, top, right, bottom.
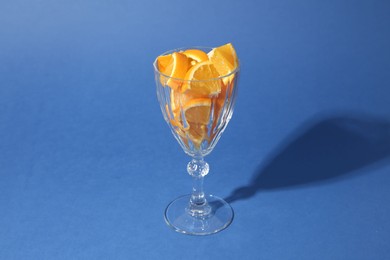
187, 158, 211, 217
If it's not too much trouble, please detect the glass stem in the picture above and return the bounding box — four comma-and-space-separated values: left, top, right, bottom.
187, 157, 211, 217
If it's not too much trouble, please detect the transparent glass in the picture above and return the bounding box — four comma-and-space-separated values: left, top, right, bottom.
153, 47, 239, 235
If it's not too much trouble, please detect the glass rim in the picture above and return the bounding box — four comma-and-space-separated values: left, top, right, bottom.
153, 46, 240, 83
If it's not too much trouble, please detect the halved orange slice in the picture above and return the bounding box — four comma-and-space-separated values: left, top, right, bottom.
183, 98, 212, 124
181, 61, 222, 95
157, 54, 172, 73
157, 52, 189, 90
183, 49, 209, 65
208, 43, 238, 84
182, 98, 212, 147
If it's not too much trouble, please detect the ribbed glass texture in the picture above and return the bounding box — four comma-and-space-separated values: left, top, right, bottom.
154, 47, 239, 157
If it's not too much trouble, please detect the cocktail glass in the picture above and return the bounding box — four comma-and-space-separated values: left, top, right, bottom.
153, 47, 239, 235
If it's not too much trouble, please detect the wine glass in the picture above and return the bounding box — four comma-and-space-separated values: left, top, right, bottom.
153, 46, 239, 235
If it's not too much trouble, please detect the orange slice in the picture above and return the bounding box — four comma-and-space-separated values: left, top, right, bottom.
165, 103, 184, 130
156, 54, 172, 73
183, 98, 212, 124
182, 61, 222, 95
157, 52, 189, 90
170, 89, 180, 113
168, 95, 213, 148
208, 43, 238, 84
182, 49, 209, 65
168, 89, 186, 129
187, 123, 207, 147
169, 94, 211, 125
183, 98, 212, 147
169, 87, 212, 131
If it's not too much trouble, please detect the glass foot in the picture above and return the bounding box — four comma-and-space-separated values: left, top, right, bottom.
164, 194, 234, 235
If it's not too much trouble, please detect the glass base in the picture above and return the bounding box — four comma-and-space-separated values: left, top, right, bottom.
164, 194, 234, 235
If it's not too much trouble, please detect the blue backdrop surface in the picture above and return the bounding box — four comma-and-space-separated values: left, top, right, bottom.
1, 0, 390, 259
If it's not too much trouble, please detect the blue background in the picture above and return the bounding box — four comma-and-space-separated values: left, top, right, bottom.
1, 0, 390, 259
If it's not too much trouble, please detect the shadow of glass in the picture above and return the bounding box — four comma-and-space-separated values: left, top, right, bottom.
225, 113, 390, 204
